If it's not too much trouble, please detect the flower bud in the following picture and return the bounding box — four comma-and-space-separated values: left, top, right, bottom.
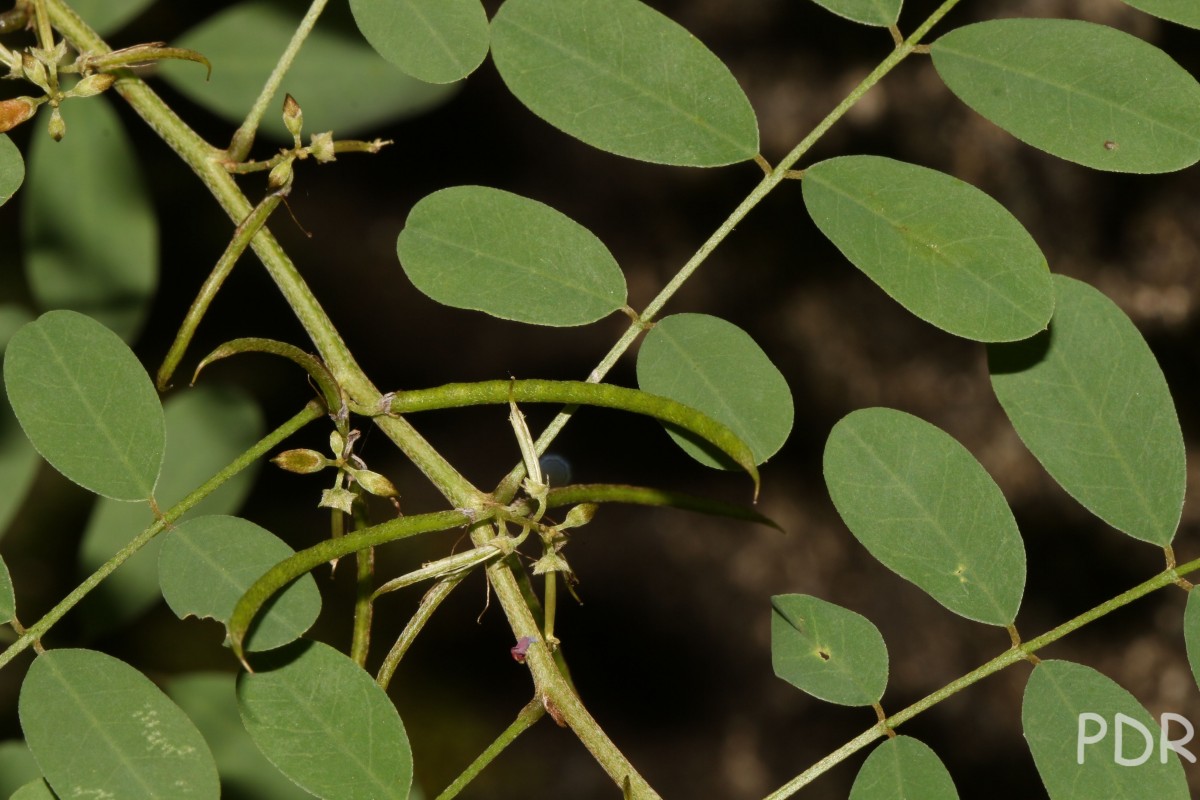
282, 93, 303, 143
267, 158, 293, 193
69, 73, 116, 98
349, 468, 398, 498
271, 448, 328, 474
0, 97, 37, 133
559, 503, 598, 530
47, 107, 65, 141
21, 53, 48, 92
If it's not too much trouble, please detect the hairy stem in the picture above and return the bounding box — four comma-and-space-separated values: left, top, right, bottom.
762, 556, 1200, 799
0, 402, 323, 671
377, 574, 465, 691
434, 698, 546, 800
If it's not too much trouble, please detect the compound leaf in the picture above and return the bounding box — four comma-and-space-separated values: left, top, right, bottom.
19, 649, 219, 798
160, 516, 321, 652
490, 0, 759, 166
823, 407, 1025, 625
159, 0, 454, 141
1183, 589, 1200, 693
0, 134, 22, 206
1023, 660, 1189, 799
397, 185, 627, 325
1120, 0, 1200, 28
168, 673, 311, 799
0, 306, 39, 540
808, 0, 901, 27
238, 640, 412, 800
636, 313, 793, 467
69, 0, 156, 35
988, 275, 1184, 546
770, 594, 888, 706
349, 0, 489, 83
24, 97, 157, 342
3, 310, 164, 501
850, 736, 959, 800
932, 19, 1200, 173
802, 156, 1053, 342
78, 385, 263, 630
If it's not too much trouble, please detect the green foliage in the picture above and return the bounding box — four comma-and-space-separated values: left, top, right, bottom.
3, 310, 164, 501
238, 640, 413, 800
1121, 0, 1200, 28
1184, 589, 1200, 692
823, 408, 1025, 625
989, 275, 1185, 546
932, 19, 1200, 173
0, 740, 40, 796
168, 673, 311, 799
159, 0, 455, 141
0, 555, 12, 624
159, 515, 321, 651
809, 0, 901, 27
802, 155, 1053, 342
79, 385, 264, 628
849, 736, 959, 800
770, 593, 888, 706
69, 0, 156, 35
19, 648, 220, 797
637, 313, 793, 467
397, 185, 628, 325
490, 0, 759, 166
9, 780, 55, 800
0, 134, 22, 206
1022, 660, 1189, 799
0, 305, 38, 539
349, 0, 489, 84
23, 97, 156, 341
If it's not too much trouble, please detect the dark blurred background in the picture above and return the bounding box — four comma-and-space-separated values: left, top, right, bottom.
2, 0, 1200, 797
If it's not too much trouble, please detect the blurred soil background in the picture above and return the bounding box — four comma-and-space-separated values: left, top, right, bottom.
2, 0, 1200, 797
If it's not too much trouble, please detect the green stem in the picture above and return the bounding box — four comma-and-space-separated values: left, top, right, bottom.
157, 193, 284, 390
761, 556, 1200, 800
376, 573, 465, 691
0, 401, 323, 672
434, 698, 546, 800
350, 500, 373, 668
46, 0, 484, 511
227, 0, 330, 161
493, 0, 966, 504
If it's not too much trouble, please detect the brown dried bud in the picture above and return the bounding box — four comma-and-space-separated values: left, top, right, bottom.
282, 93, 303, 142
0, 97, 37, 133
271, 448, 328, 474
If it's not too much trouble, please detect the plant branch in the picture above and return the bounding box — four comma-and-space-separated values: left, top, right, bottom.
762, 555, 1200, 799
376, 573, 465, 691
226, 0, 330, 161
0, 401, 324, 672
434, 698, 546, 800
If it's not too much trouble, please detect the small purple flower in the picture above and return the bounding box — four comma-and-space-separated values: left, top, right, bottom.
511, 636, 535, 663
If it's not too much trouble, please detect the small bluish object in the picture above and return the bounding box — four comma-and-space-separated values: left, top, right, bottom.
539, 453, 572, 486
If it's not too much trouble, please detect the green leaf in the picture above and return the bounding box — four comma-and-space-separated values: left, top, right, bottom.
397, 186, 627, 326
490, 0, 759, 166
3, 310, 164, 501
349, 0, 489, 84
19, 649, 220, 798
1022, 659, 1189, 799
168, 673, 311, 799
802, 156, 1053, 342
24, 97, 157, 342
160, 516, 321, 651
1182, 588, 1200, 693
0, 554, 13, 625
159, 1, 455, 141
988, 275, 1184, 546
850, 736, 959, 800
636, 313, 793, 467
808, 0, 902, 27
10, 779, 55, 800
823, 407, 1025, 626
68, 0, 156, 35
0, 134, 22, 207
0, 306, 39, 540
238, 640, 412, 800
770, 594, 888, 706
1120, 0, 1200, 29
0, 740, 41, 797
78, 385, 263, 630
931, 19, 1200, 173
